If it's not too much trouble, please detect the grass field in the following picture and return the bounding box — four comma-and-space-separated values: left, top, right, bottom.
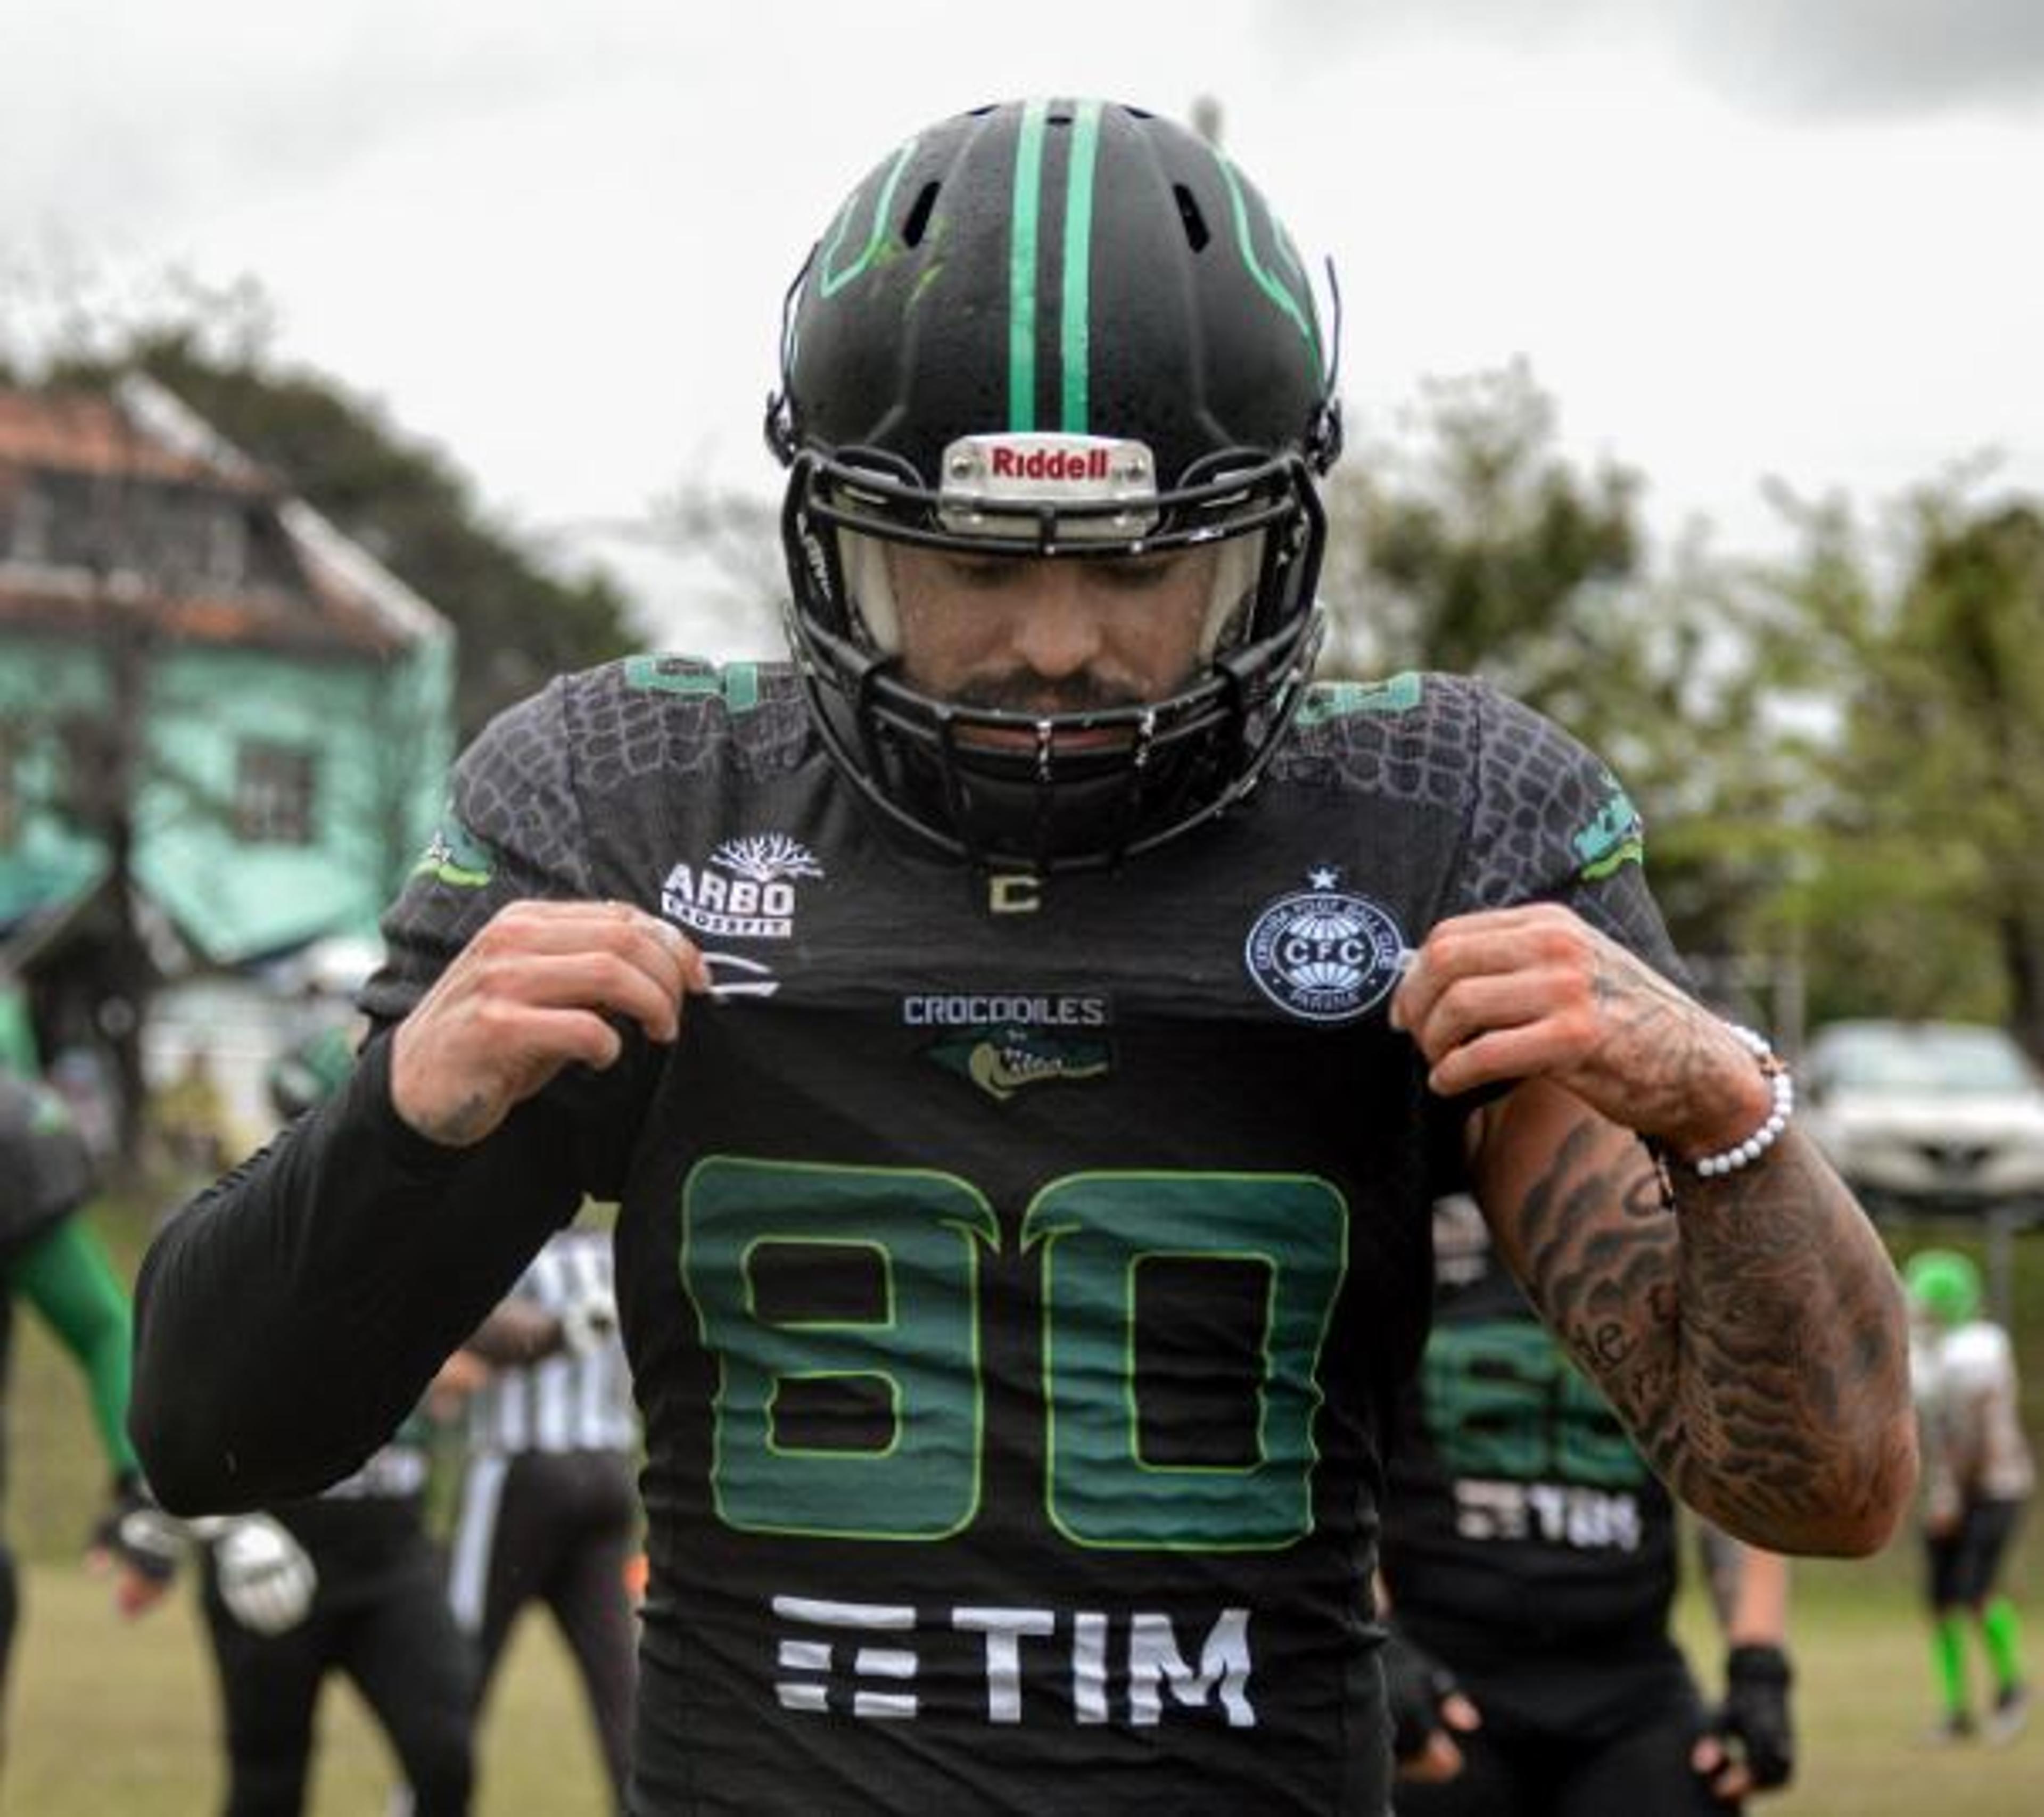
7, 1560, 2037, 1814
5, 1180, 2040, 1811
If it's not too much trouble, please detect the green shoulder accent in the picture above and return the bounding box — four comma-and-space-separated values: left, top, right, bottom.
1294, 674, 1424, 725
1572, 784, 1646, 881
413, 813, 497, 889
622, 656, 764, 713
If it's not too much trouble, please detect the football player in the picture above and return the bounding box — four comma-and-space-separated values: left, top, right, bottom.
1381, 1195, 1795, 1813
132, 97, 1914, 1814
1906, 1248, 2032, 1744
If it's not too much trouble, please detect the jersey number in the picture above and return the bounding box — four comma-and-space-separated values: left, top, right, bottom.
680, 1158, 1348, 1550
1421, 1319, 1646, 1489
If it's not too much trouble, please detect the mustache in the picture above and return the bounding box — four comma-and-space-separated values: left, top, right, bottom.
948, 671, 1149, 716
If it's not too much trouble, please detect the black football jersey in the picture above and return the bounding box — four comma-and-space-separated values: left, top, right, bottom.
351, 658, 1679, 1814
1381, 1197, 1682, 1674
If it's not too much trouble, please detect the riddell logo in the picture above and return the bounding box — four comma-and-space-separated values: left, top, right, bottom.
988, 444, 1111, 482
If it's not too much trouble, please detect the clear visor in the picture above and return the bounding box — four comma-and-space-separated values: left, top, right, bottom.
838, 527, 1266, 663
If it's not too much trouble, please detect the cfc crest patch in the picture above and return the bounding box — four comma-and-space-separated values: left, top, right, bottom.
1243, 870, 1407, 1025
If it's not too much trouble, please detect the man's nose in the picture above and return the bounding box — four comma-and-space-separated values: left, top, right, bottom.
1005, 567, 1105, 680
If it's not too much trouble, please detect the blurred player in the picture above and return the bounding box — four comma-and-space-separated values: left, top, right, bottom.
2, 1067, 178, 1763
1381, 1195, 1794, 1812
446, 1224, 638, 1811
1905, 1248, 2032, 1745
175, 1031, 477, 1816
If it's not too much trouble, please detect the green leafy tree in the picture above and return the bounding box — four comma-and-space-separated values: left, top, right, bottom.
1767, 481, 2044, 1051
1317, 361, 1800, 974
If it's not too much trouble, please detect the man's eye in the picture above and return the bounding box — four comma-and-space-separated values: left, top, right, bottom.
945, 557, 1026, 589
1095, 558, 1177, 591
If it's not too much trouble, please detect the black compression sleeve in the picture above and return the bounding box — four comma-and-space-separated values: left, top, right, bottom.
130, 1033, 586, 1513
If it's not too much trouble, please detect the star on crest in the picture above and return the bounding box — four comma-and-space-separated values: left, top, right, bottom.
1307, 866, 1340, 890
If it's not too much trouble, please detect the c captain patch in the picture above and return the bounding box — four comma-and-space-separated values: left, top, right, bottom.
1243, 870, 1406, 1024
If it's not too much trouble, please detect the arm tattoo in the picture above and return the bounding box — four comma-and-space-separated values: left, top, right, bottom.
416, 1092, 498, 1148
1504, 1120, 1913, 1554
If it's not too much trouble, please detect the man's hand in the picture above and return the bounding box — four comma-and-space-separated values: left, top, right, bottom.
84, 1474, 180, 1619
212, 1516, 318, 1636
1694, 1642, 1795, 1799
390, 900, 709, 1147
1384, 1626, 1481, 1783
1389, 903, 1769, 1159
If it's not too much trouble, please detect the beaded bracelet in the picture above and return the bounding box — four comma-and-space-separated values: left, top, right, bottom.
1682, 1022, 1795, 1178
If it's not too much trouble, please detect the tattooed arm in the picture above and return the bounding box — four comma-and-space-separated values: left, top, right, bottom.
1392, 904, 1917, 1556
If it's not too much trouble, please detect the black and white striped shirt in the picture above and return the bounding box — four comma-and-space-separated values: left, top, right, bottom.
465, 1227, 638, 1456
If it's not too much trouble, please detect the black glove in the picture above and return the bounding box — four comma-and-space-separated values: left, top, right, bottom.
1710, 1642, 1795, 1791
87, 1473, 182, 1586
1383, 1625, 1464, 1763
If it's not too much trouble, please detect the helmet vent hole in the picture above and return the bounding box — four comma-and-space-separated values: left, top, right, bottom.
901, 181, 940, 247
1173, 185, 1211, 253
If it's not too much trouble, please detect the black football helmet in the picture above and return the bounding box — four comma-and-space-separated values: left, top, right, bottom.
766, 97, 1342, 872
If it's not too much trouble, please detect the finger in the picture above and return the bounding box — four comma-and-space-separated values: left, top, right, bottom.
424, 944, 688, 1053
117, 1572, 169, 1619
1399, 971, 1570, 1071
472, 950, 692, 1046
1441, 1691, 1483, 1734
463, 913, 701, 1029
1390, 914, 1585, 1034
1708, 1763, 1754, 1802
1691, 1737, 1753, 1802
1397, 1732, 1466, 1783
1422, 1019, 1592, 1100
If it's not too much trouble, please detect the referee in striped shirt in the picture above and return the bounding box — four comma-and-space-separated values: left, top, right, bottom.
447, 1225, 639, 1811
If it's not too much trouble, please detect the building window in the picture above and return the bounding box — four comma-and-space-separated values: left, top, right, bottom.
234, 741, 317, 845
8, 483, 52, 565
206, 506, 249, 587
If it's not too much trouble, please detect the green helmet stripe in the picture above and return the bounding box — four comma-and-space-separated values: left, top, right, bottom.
820, 137, 917, 299
1008, 99, 1051, 430
1059, 99, 1103, 431
1213, 150, 1323, 369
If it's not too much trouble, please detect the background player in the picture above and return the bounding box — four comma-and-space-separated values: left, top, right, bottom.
177, 1034, 477, 1816
1905, 1247, 2032, 1745
446, 1223, 639, 1811
1, 1067, 177, 1768
1382, 1194, 1794, 1812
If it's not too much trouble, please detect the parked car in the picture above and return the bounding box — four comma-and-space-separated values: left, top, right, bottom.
1801, 1019, 2044, 1221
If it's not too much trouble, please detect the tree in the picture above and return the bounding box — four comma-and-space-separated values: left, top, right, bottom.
1317, 361, 1801, 972
1767, 481, 2044, 1051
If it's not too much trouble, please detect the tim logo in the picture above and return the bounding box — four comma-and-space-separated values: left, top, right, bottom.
1243, 869, 1406, 1025
661, 833, 823, 941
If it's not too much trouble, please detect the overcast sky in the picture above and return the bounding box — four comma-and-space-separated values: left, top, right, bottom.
8, 1, 2043, 648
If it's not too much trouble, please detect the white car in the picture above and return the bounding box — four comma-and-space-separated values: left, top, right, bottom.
1801, 1019, 2044, 1220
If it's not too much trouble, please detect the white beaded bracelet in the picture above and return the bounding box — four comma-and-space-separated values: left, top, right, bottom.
1684, 1023, 1795, 1178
